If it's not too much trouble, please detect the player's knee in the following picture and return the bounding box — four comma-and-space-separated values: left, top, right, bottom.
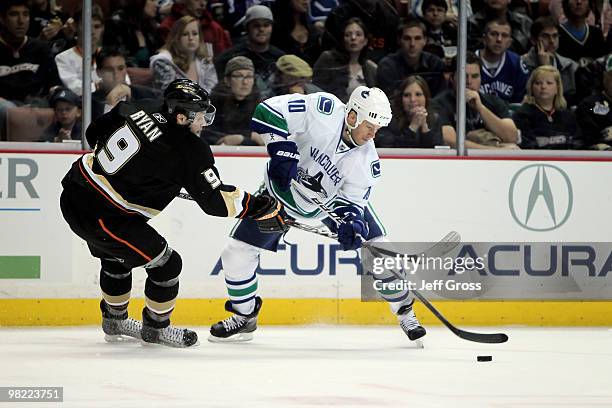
146, 247, 182, 287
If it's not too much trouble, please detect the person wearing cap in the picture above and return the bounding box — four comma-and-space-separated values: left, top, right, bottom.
214, 5, 285, 93
576, 54, 612, 150
262, 54, 323, 99
204, 56, 263, 146
40, 87, 82, 143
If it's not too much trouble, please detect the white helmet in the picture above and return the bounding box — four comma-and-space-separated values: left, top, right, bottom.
345, 86, 392, 130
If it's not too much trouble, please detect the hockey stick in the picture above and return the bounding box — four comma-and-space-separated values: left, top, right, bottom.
284, 219, 338, 239
176, 192, 339, 238
290, 180, 509, 344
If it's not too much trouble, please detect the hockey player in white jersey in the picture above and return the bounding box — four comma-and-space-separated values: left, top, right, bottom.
209, 86, 427, 342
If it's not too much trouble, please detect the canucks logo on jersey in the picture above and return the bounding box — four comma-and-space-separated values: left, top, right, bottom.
297, 169, 328, 198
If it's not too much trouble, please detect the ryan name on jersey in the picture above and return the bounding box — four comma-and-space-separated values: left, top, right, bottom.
128, 110, 164, 142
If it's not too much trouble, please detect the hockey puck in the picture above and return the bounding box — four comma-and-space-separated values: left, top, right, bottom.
477, 355, 492, 362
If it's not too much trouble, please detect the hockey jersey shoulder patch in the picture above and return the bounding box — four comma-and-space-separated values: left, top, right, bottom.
370, 160, 381, 178
317, 95, 335, 115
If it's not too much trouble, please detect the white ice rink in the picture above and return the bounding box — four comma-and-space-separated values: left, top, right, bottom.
1, 326, 612, 408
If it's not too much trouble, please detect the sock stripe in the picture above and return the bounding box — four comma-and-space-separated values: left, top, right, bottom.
225, 274, 256, 286
380, 291, 410, 303
231, 295, 256, 304
228, 282, 258, 297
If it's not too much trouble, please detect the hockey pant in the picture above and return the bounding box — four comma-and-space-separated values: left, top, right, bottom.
60, 183, 182, 319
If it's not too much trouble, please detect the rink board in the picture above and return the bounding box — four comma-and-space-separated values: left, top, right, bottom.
1, 151, 612, 326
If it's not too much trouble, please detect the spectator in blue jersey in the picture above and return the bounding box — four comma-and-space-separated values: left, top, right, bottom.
521, 16, 579, 106
432, 52, 519, 149
376, 75, 443, 148
313, 17, 378, 103
558, 0, 608, 63
576, 54, 612, 150
477, 19, 530, 104
469, 0, 533, 55
377, 19, 446, 99
513, 65, 583, 149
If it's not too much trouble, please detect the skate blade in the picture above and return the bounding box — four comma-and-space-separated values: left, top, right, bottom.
208, 332, 254, 343
141, 339, 201, 348
413, 339, 424, 349
104, 334, 141, 343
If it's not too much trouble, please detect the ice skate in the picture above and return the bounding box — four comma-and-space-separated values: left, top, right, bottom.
209, 297, 262, 342
398, 301, 427, 342
141, 309, 199, 348
100, 300, 142, 343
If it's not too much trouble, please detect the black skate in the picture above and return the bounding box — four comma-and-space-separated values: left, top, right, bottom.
398, 301, 427, 341
209, 297, 262, 343
100, 300, 142, 342
141, 309, 199, 348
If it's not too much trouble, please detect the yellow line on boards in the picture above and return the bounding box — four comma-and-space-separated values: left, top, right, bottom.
0, 299, 610, 326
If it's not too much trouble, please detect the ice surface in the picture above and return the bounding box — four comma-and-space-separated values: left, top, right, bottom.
1, 326, 611, 407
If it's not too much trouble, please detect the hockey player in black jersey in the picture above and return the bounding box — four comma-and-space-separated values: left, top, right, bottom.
60, 79, 286, 348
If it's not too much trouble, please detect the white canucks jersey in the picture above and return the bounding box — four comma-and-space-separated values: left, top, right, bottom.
251, 92, 382, 220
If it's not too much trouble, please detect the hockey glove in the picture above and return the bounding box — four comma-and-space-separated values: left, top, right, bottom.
334, 206, 368, 251
267, 141, 299, 191
248, 195, 289, 233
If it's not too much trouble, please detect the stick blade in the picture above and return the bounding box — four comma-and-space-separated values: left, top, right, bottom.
453, 328, 509, 344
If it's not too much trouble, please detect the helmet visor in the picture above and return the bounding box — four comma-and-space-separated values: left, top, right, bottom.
203, 104, 216, 126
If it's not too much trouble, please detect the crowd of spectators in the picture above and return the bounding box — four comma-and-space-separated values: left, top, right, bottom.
0, 0, 610, 150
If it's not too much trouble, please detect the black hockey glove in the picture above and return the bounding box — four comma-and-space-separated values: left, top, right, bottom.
248, 195, 289, 233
